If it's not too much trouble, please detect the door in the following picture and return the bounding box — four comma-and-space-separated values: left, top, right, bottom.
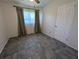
54, 3, 74, 43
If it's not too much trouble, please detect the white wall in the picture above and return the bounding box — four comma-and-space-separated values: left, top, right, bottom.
66, 3, 78, 50
1, 3, 18, 38
0, 3, 8, 53
42, 0, 78, 50
42, 3, 56, 37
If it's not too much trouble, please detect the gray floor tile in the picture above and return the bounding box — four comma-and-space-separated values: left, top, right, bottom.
0, 33, 78, 59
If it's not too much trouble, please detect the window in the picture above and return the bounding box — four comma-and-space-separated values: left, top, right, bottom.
23, 9, 35, 24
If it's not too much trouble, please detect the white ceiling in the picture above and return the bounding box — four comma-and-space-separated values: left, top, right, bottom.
0, 0, 53, 8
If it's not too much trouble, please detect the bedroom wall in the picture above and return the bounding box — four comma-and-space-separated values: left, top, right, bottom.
0, 3, 8, 54
42, 0, 78, 50
66, 3, 78, 50
1, 2, 18, 38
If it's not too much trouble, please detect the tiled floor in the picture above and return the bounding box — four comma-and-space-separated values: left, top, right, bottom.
0, 33, 78, 59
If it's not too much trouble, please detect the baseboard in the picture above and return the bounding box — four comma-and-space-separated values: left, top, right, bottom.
0, 39, 9, 54
42, 32, 78, 51
64, 43, 78, 51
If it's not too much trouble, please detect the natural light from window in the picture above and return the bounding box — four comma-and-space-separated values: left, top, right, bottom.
23, 9, 35, 24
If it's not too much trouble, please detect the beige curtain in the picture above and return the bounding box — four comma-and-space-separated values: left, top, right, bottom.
16, 7, 27, 37
35, 10, 41, 33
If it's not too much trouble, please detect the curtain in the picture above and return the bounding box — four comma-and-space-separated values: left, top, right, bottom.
16, 7, 26, 37
35, 10, 41, 33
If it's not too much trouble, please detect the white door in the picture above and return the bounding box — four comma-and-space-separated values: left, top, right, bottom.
54, 3, 74, 43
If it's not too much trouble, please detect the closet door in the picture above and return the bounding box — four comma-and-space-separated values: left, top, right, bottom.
54, 3, 74, 43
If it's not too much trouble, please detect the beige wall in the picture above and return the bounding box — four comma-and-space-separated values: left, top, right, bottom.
1, 3, 18, 38
0, 3, 8, 53
42, 0, 78, 50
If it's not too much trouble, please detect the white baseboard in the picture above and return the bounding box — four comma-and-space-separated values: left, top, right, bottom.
0, 39, 9, 54
42, 32, 78, 51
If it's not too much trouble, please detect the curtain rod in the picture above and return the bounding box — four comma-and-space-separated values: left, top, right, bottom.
13, 5, 40, 11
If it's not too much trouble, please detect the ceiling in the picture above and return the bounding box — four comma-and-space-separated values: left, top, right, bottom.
0, 0, 53, 8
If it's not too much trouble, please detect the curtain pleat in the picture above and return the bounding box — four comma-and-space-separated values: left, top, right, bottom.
16, 7, 27, 37
35, 10, 41, 33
